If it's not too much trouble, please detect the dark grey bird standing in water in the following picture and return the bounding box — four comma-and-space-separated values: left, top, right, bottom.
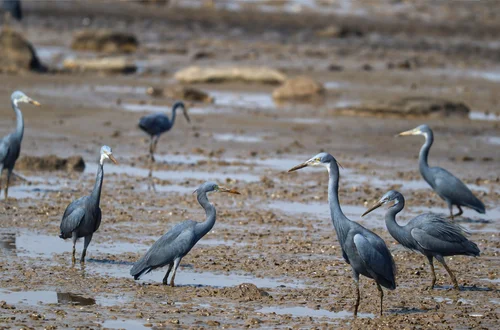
0, 91, 40, 200
138, 101, 190, 162
398, 125, 485, 220
288, 153, 396, 317
130, 182, 240, 287
59, 146, 118, 264
362, 190, 480, 290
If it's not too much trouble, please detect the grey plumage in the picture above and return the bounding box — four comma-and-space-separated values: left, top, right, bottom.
363, 190, 480, 290
398, 124, 485, 219
138, 101, 190, 162
288, 153, 396, 317
130, 181, 240, 287
59, 145, 117, 264
0, 91, 39, 200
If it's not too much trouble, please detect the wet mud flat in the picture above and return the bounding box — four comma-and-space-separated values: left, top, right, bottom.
1, 1, 500, 329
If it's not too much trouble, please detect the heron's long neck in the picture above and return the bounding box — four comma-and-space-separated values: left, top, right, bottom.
419, 132, 433, 180
384, 197, 411, 246
12, 100, 24, 139
91, 163, 104, 207
194, 192, 216, 239
327, 162, 350, 248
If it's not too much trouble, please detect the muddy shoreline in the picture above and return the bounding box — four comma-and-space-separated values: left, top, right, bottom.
1, 1, 499, 329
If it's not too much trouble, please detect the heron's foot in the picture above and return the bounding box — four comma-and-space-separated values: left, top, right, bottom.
452, 284, 460, 291
72, 257, 76, 264
162, 280, 169, 285
424, 284, 435, 291
170, 281, 175, 287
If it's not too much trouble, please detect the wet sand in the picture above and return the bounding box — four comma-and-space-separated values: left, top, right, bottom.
0, 1, 499, 329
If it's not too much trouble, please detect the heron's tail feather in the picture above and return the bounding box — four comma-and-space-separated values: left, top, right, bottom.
130, 259, 151, 280
468, 198, 486, 214
464, 240, 480, 257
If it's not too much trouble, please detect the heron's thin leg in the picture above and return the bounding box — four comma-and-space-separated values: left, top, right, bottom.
80, 235, 93, 263
71, 233, 77, 264
162, 263, 174, 285
435, 255, 459, 290
170, 257, 181, 287
376, 283, 384, 316
151, 136, 160, 162
4, 169, 11, 200
0, 167, 4, 193
149, 136, 155, 162
448, 203, 454, 220
453, 206, 463, 218
426, 256, 436, 290
352, 272, 360, 317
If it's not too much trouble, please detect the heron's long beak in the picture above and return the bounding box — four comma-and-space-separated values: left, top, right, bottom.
362, 200, 384, 217
219, 187, 240, 194
396, 128, 419, 137
108, 154, 118, 164
288, 162, 309, 172
29, 98, 41, 106
183, 109, 191, 123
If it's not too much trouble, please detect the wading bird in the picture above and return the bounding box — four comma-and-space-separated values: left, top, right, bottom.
288, 153, 396, 317
59, 146, 118, 264
398, 125, 485, 220
130, 182, 240, 287
138, 101, 190, 162
362, 190, 480, 290
0, 91, 40, 200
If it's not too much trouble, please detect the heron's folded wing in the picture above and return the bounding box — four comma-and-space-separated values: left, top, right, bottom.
411, 227, 466, 253
0, 138, 10, 164
144, 220, 196, 267
60, 207, 86, 235
354, 233, 396, 286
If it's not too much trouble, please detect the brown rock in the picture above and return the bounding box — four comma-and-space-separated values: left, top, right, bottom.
16, 155, 85, 172
71, 30, 138, 53
175, 66, 286, 84
0, 29, 46, 72
63, 57, 136, 74
335, 97, 470, 118
147, 85, 214, 103
272, 76, 325, 101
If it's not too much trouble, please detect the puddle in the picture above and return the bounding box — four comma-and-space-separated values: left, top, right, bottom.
213, 133, 264, 143
0, 230, 148, 258
87, 163, 260, 182
94, 85, 148, 95
257, 306, 374, 319
7, 181, 68, 199
101, 320, 149, 330
282, 117, 325, 125
469, 112, 500, 121
210, 90, 275, 110
482, 136, 500, 145
434, 297, 474, 305
0, 289, 123, 307
324, 81, 343, 89
267, 200, 368, 221
250, 156, 310, 171
481, 278, 500, 283
152, 153, 207, 165
197, 238, 247, 247
90, 262, 303, 288
121, 103, 170, 113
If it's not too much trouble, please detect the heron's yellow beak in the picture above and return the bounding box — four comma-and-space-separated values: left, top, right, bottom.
288, 162, 309, 172
108, 154, 118, 164
397, 128, 420, 136
362, 200, 384, 217
29, 99, 41, 106
218, 187, 240, 194
183, 108, 191, 123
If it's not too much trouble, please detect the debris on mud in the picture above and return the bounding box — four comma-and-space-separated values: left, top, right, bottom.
147, 85, 214, 103
0, 29, 46, 72
16, 155, 85, 172
174, 66, 286, 84
71, 30, 139, 53
272, 76, 325, 101
215, 283, 269, 301
63, 57, 136, 73
334, 97, 470, 118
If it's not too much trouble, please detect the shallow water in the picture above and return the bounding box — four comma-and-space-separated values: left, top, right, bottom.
90, 262, 304, 288
257, 306, 374, 319
86, 163, 260, 182
469, 111, 500, 121
213, 133, 264, 143
210, 90, 275, 110
0, 289, 123, 307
